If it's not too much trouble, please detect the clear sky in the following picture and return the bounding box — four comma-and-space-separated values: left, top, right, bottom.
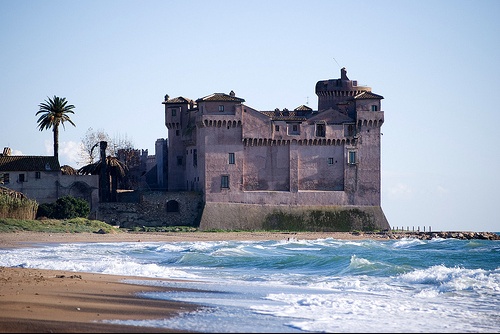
1, 0, 499, 232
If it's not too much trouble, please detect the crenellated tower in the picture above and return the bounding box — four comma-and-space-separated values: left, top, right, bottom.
161, 68, 389, 231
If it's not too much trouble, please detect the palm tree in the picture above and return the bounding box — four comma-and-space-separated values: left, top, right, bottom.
35, 96, 76, 160
78, 155, 128, 202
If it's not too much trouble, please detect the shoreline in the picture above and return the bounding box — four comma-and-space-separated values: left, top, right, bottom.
0, 230, 374, 333
0, 266, 198, 333
1, 230, 498, 249
1, 230, 498, 333
0, 230, 385, 249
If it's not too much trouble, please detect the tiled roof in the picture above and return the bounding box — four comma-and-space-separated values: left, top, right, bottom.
196, 93, 245, 103
294, 105, 312, 111
259, 109, 309, 121
163, 96, 193, 104
308, 108, 354, 124
354, 91, 384, 100
0, 156, 60, 172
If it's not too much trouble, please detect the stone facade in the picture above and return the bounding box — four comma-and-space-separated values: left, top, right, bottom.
162, 68, 390, 231
0, 153, 99, 211
95, 191, 202, 228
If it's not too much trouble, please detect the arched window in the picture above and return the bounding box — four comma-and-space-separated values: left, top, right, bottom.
166, 200, 179, 213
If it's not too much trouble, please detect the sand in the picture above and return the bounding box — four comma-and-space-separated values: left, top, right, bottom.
0, 230, 381, 333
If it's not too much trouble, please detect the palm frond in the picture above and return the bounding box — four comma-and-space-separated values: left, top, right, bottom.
78, 162, 100, 175
77, 156, 128, 179
61, 165, 78, 175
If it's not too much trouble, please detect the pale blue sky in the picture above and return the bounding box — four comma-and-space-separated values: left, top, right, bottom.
1, 0, 499, 232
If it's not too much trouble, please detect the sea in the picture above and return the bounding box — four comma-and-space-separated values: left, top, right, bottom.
1, 235, 499, 333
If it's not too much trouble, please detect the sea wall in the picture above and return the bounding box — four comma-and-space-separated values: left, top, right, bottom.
94, 191, 390, 232
198, 203, 390, 232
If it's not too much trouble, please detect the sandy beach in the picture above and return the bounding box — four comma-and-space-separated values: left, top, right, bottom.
0, 230, 376, 333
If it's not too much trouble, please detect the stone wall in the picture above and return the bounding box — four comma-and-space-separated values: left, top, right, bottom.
199, 203, 390, 232
95, 191, 203, 228
95, 189, 390, 232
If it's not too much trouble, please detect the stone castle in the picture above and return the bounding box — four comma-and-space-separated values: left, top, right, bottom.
161, 68, 390, 231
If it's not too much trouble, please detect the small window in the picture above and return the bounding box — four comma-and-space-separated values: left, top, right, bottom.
176, 129, 180, 136
316, 124, 325, 137
171, 108, 177, 116
371, 105, 378, 111
347, 124, 354, 136
3, 173, 9, 184
348, 151, 357, 165
177, 156, 183, 166
328, 158, 334, 165
287, 123, 300, 135
193, 149, 197, 167
275, 125, 280, 131
228, 153, 235, 164
221, 175, 229, 188
19, 174, 25, 182
35, 171, 41, 179
219, 105, 224, 112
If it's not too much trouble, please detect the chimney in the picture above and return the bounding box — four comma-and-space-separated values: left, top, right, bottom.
341, 67, 349, 80
2, 147, 11, 156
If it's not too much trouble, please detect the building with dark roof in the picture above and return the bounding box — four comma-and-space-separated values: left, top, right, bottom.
0, 148, 99, 211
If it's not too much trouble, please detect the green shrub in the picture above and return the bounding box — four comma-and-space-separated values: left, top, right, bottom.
36, 202, 54, 218
36, 195, 90, 219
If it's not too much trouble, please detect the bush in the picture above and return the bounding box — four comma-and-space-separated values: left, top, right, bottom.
36, 195, 90, 219
36, 202, 54, 218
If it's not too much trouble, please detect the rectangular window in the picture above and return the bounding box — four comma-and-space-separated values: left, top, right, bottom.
316, 124, 325, 137
218, 105, 224, 112
228, 152, 235, 164
221, 175, 229, 189
348, 151, 357, 165
288, 123, 300, 135
35, 171, 41, 179
171, 108, 177, 116
275, 125, 280, 131
19, 174, 25, 182
193, 149, 197, 167
371, 105, 378, 111
2, 173, 9, 184
346, 124, 354, 137
176, 129, 180, 136
177, 156, 183, 166
328, 158, 334, 165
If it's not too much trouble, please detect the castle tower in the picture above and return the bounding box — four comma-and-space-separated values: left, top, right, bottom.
162, 95, 193, 191
315, 67, 372, 118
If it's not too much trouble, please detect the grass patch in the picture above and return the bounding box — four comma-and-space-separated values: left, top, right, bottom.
0, 217, 120, 234
130, 226, 198, 233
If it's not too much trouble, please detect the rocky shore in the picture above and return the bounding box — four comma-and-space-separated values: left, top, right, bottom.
362, 230, 500, 240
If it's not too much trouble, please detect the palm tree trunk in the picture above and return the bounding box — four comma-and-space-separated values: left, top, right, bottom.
53, 126, 59, 159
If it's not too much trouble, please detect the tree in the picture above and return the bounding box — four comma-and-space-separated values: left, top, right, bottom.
110, 133, 135, 156
78, 143, 128, 203
35, 96, 76, 160
78, 128, 135, 166
79, 127, 113, 165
